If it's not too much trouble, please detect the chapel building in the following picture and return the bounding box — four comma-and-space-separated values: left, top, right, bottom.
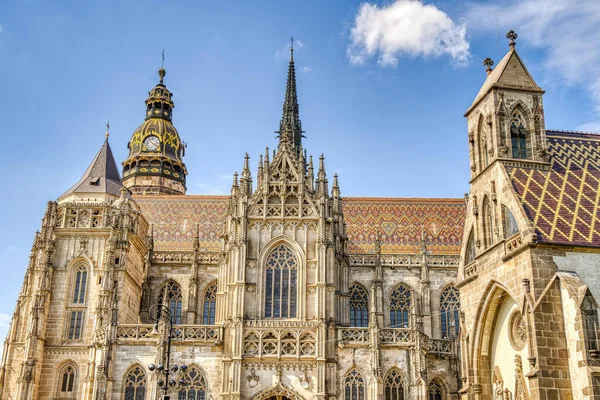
1, 32, 599, 400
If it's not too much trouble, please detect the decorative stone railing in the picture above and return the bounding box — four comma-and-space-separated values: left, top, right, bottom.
338, 327, 369, 345
379, 328, 413, 345
113, 324, 222, 345
428, 338, 453, 355
348, 253, 459, 268
242, 327, 318, 358
152, 251, 220, 265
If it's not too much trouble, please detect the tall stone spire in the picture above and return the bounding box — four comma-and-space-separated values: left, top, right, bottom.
278, 38, 303, 154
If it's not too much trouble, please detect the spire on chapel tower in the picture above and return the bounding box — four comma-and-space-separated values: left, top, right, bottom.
278, 37, 304, 154
122, 58, 188, 195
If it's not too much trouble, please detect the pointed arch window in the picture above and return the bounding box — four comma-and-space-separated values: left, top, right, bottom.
582, 293, 600, 353
384, 369, 405, 400
483, 197, 494, 247
349, 284, 369, 327
57, 365, 76, 398
344, 369, 365, 400
124, 366, 146, 400
178, 367, 207, 400
390, 285, 411, 328
67, 265, 88, 340
440, 286, 460, 339
465, 230, 476, 264
264, 244, 298, 319
511, 112, 528, 159
202, 282, 217, 325
428, 380, 444, 400
502, 205, 519, 238
159, 281, 183, 324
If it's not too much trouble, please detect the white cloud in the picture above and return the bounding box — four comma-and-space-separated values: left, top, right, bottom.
465, 0, 600, 131
0, 24, 3, 33
347, 0, 470, 67
0, 314, 10, 328
302, 66, 312, 73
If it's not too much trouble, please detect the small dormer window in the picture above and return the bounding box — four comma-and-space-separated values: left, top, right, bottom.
511, 112, 528, 159
90, 177, 100, 186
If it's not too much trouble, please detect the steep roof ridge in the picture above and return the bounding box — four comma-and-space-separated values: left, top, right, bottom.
59, 138, 124, 199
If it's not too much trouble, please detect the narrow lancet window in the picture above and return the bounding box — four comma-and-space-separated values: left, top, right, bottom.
349, 284, 369, 327
390, 285, 411, 328
203, 282, 217, 325
440, 286, 460, 339
159, 281, 183, 324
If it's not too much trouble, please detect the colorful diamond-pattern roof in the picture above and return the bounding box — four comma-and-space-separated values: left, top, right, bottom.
135, 195, 229, 251
134, 195, 466, 254
508, 131, 600, 247
342, 198, 466, 254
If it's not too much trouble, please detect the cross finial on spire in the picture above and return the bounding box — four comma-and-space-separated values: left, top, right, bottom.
158, 49, 166, 84
506, 30, 518, 49
483, 58, 494, 75
105, 121, 110, 139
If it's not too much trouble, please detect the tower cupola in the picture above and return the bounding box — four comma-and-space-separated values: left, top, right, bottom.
122, 66, 188, 195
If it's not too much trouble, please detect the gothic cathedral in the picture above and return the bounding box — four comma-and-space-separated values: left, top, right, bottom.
1, 33, 600, 400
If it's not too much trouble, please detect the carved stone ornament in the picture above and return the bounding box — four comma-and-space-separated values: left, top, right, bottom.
247, 368, 260, 388
509, 310, 527, 351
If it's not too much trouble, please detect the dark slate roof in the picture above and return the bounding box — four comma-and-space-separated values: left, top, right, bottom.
59, 139, 125, 199
507, 130, 600, 247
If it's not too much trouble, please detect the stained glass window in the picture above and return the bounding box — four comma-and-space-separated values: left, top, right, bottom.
503, 206, 519, 238
178, 367, 207, 400
159, 281, 183, 324
428, 380, 443, 400
124, 366, 146, 400
390, 285, 411, 328
349, 284, 369, 327
59, 365, 76, 396
202, 282, 217, 325
384, 369, 405, 400
344, 369, 365, 400
440, 286, 460, 339
511, 112, 528, 159
264, 244, 298, 319
66, 265, 88, 340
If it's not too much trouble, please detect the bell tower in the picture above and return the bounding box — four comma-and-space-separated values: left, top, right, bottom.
122, 66, 188, 195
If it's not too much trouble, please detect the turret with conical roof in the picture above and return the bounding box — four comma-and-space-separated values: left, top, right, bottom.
58, 128, 127, 203
122, 66, 188, 195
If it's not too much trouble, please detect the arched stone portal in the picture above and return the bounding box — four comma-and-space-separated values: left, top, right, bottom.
252, 382, 304, 400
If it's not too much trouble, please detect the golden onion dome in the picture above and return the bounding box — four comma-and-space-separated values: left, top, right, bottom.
122, 68, 187, 186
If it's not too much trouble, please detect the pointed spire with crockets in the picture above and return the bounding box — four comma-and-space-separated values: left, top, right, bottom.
279, 37, 303, 154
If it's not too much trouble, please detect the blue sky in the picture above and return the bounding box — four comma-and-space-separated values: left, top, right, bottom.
0, 0, 598, 340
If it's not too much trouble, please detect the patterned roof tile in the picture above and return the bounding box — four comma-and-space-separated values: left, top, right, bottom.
507, 130, 600, 247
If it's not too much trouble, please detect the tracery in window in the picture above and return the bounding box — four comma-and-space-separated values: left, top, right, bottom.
483, 197, 494, 247
67, 265, 88, 340
349, 284, 369, 327
502, 205, 519, 238
264, 244, 298, 319
390, 285, 411, 328
384, 368, 405, 400
124, 366, 146, 400
440, 286, 460, 339
582, 293, 600, 353
202, 282, 217, 325
428, 380, 443, 400
511, 111, 528, 159
465, 230, 476, 264
58, 365, 76, 398
178, 366, 207, 400
159, 281, 183, 324
344, 369, 365, 400
73, 266, 88, 304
